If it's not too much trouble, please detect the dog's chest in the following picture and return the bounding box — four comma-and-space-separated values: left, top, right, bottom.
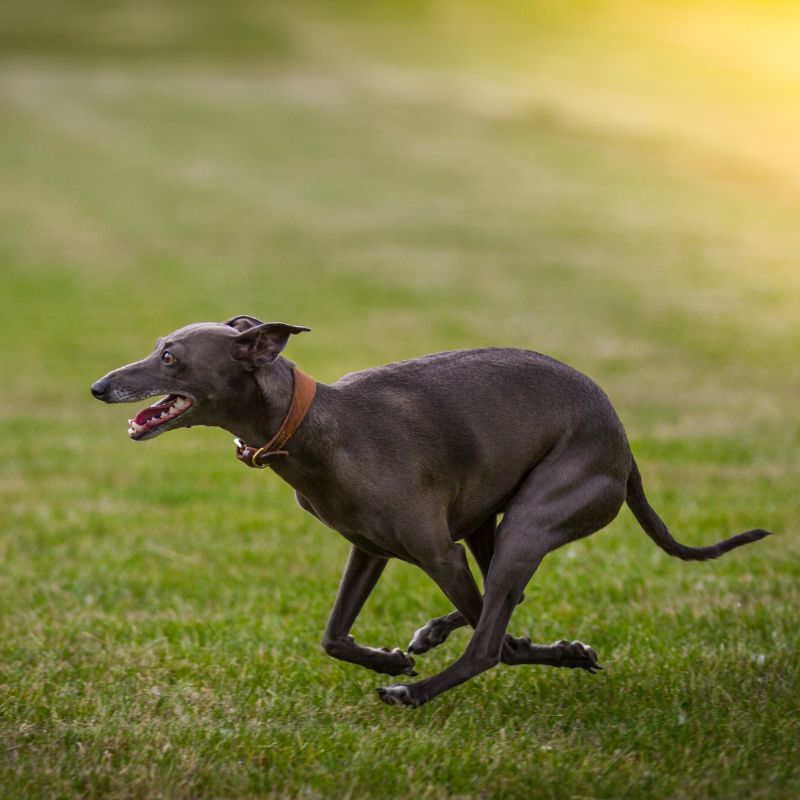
294, 489, 398, 559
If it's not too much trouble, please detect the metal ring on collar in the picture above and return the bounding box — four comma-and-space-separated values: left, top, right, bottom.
250, 445, 271, 468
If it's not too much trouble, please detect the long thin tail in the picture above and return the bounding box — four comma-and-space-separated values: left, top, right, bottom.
626, 456, 771, 561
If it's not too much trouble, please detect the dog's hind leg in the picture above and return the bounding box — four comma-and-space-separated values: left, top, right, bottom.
322, 545, 417, 677
379, 532, 543, 707
497, 469, 627, 672
378, 459, 627, 707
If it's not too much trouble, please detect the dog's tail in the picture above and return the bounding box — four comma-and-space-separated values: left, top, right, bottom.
625, 456, 771, 561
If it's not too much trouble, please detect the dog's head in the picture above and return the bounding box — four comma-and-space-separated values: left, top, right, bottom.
90, 315, 310, 440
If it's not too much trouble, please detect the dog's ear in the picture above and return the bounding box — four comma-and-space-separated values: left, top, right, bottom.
223, 315, 266, 333
231, 322, 311, 370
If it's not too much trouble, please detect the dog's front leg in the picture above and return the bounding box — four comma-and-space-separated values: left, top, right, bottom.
321, 545, 417, 677
408, 516, 499, 654
377, 541, 485, 706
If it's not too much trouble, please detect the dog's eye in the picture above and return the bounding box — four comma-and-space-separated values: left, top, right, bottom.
161, 350, 176, 366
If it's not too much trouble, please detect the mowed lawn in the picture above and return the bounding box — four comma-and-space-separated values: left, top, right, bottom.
1, 2, 799, 797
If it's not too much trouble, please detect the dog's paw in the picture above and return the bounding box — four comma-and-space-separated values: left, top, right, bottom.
377, 647, 417, 677
376, 684, 417, 708
500, 635, 602, 672
555, 639, 602, 674
407, 618, 453, 654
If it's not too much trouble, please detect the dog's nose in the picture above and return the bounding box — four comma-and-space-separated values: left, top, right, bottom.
91, 379, 108, 400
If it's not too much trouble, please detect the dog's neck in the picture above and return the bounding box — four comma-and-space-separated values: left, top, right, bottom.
253, 356, 297, 440
224, 357, 337, 481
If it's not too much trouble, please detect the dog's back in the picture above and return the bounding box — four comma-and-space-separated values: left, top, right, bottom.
331, 348, 630, 529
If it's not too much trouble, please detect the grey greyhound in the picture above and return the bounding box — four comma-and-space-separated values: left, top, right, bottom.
90, 316, 771, 707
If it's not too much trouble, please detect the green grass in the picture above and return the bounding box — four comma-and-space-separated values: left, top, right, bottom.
1, 2, 799, 797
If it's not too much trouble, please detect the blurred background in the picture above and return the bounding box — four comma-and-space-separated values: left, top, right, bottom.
1, 1, 799, 796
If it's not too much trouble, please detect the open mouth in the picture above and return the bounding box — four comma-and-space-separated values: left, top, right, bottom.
128, 394, 192, 440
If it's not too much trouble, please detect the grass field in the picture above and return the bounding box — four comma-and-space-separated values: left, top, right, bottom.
1, 1, 799, 797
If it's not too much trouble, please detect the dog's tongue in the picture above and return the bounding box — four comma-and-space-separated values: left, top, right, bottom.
133, 395, 177, 426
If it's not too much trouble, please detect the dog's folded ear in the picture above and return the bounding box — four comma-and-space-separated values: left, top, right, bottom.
230, 322, 311, 370
223, 315, 266, 333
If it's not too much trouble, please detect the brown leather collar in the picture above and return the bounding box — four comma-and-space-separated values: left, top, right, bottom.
234, 367, 317, 468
